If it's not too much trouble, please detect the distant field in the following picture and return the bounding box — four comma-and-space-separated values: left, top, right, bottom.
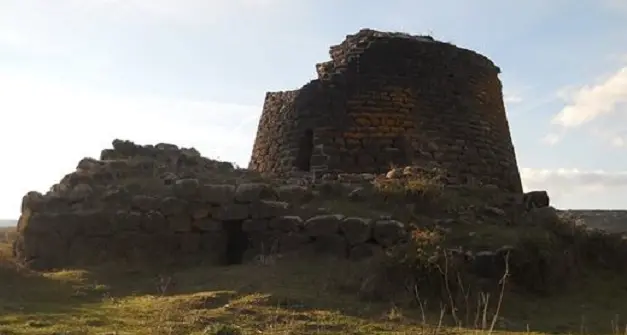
558, 210, 627, 234
0, 225, 16, 245
0, 220, 16, 227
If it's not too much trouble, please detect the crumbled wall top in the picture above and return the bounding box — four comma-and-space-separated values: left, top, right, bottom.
316, 28, 500, 80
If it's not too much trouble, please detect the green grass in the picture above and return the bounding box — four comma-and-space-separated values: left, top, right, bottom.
2, 229, 627, 335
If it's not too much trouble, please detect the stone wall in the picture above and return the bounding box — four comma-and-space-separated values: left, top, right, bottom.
11, 140, 408, 270
248, 28, 523, 193
14, 183, 407, 270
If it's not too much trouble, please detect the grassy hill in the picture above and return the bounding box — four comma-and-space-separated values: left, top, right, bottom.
2, 213, 627, 334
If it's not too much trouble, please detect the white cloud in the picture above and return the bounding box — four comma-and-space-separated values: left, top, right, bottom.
522, 168, 627, 188
501, 81, 533, 107
504, 93, 523, 105
611, 136, 626, 147
552, 66, 627, 128
0, 72, 260, 218
521, 168, 627, 208
541, 133, 561, 145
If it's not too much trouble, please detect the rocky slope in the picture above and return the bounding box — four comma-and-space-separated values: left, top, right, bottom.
559, 210, 627, 234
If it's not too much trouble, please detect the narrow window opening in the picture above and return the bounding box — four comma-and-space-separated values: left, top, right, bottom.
295, 129, 314, 172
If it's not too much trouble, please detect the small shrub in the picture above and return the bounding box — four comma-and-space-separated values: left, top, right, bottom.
373, 168, 445, 212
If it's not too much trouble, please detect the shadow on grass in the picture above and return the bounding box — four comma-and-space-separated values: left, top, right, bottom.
0, 256, 111, 332
29, 253, 627, 335
3, 228, 627, 334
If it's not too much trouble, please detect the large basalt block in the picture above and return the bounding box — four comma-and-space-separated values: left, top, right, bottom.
269, 216, 304, 232
250, 200, 290, 219
200, 184, 236, 204
340, 217, 373, 245
141, 210, 168, 233
235, 183, 277, 203
372, 219, 406, 247
304, 214, 345, 237
279, 232, 310, 252
215, 203, 250, 221
160, 197, 188, 216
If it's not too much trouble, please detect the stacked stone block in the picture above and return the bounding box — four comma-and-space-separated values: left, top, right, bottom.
249, 28, 523, 193
14, 180, 408, 270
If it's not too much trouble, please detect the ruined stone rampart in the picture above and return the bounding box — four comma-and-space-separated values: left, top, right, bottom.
12, 140, 407, 270
249, 28, 523, 193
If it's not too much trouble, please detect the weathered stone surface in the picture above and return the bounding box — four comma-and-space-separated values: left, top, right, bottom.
523, 190, 550, 209
215, 203, 250, 221
114, 210, 143, 231
131, 195, 159, 211
192, 218, 223, 231
78, 210, 111, 237
250, 200, 289, 219
235, 183, 277, 203
269, 216, 303, 232
160, 197, 188, 216
279, 232, 310, 252
179, 233, 201, 254
340, 217, 373, 245
14, 234, 68, 269
242, 219, 268, 233
168, 215, 192, 232
248, 28, 523, 194
21, 191, 45, 213
372, 219, 406, 247
199, 231, 228, 253
188, 201, 214, 220
68, 184, 93, 202
17, 212, 52, 235
68, 237, 109, 265
304, 214, 345, 237
141, 210, 168, 233
77, 157, 101, 170
275, 185, 313, 203
200, 184, 235, 204
174, 178, 200, 198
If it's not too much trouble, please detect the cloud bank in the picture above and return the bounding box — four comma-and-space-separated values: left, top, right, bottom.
521, 168, 627, 208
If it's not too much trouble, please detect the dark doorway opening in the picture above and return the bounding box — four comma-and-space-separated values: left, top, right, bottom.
295, 128, 314, 172
223, 221, 249, 265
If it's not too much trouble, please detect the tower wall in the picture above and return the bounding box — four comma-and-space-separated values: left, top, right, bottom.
248, 29, 523, 193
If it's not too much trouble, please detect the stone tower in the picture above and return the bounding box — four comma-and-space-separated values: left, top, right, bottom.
248, 29, 523, 193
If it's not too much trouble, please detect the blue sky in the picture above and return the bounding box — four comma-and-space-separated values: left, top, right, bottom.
1, 0, 627, 220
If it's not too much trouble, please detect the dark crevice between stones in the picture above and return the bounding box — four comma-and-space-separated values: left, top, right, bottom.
223, 221, 249, 265
295, 128, 314, 172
